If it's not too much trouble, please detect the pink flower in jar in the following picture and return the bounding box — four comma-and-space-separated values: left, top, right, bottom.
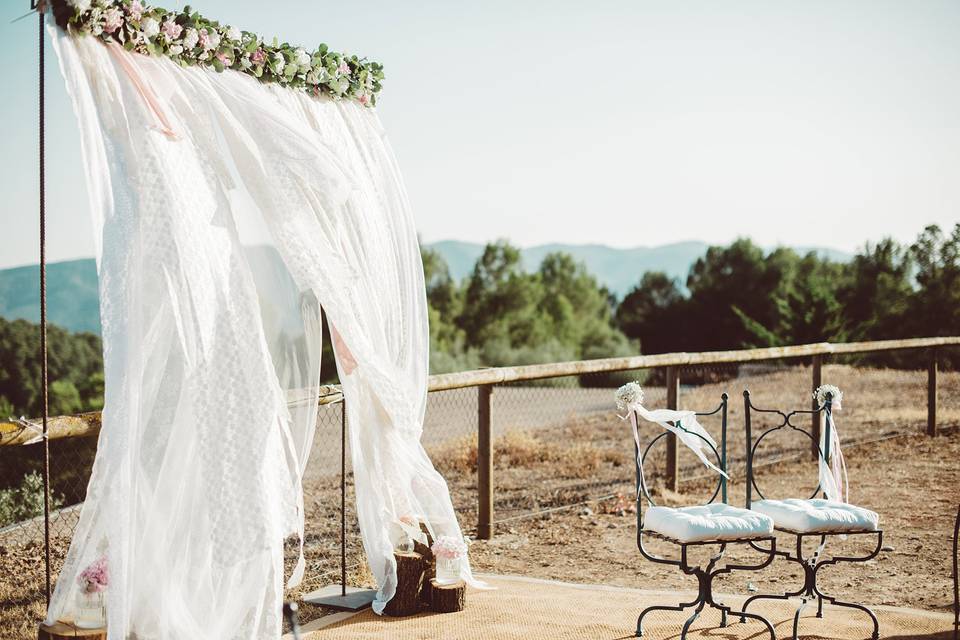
78, 556, 109, 594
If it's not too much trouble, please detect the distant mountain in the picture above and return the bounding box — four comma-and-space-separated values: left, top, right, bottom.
0, 242, 852, 334
0, 259, 101, 334
426, 240, 852, 297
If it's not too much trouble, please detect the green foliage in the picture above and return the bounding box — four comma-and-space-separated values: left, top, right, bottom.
617, 223, 960, 367
0, 318, 104, 417
0, 471, 64, 528
2, 224, 957, 420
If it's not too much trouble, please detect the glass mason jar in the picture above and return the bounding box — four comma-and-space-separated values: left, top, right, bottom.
75, 589, 106, 629
435, 556, 461, 585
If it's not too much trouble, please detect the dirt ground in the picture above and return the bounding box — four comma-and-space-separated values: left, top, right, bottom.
2, 365, 959, 638
466, 430, 960, 614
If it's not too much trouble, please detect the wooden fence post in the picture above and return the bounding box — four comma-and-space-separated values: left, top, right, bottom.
477, 384, 493, 540
811, 355, 822, 460
665, 366, 679, 492
928, 348, 938, 437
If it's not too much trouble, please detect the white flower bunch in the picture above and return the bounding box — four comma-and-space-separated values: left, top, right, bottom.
615, 381, 644, 412
814, 384, 843, 410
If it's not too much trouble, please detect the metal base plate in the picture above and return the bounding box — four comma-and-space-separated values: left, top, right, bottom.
302, 584, 377, 612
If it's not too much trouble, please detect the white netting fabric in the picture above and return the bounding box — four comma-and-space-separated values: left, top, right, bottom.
48, 21, 480, 639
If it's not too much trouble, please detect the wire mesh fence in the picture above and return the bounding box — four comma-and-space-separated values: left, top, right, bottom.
2, 340, 959, 638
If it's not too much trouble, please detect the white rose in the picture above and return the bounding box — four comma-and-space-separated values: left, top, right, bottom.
205, 31, 221, 51
226, 25, 242, 42
305, 68, 326, 84
272, 51, 285, 74
68, 0, 92, 10
168, 45, 183, 55
142, 17, 160, 39
182, 28, 198, 50
295, 48, 311, 68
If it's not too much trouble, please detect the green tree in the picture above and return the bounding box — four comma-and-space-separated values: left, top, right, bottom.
616, 272, 688, 353
837, 239, 913, 341
910, 223, 960, 338
458, 240, 550, 354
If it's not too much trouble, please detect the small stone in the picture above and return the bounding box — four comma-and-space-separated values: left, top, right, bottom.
607, 523, 618, 529
881, 544, 894, 552
747, 583, 758, 592
580, 507, 594, 516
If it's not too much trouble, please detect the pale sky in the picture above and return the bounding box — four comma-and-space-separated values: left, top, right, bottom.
1, 1, 958, 269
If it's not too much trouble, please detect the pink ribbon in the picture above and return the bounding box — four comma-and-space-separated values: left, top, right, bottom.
107, 43, 179, 140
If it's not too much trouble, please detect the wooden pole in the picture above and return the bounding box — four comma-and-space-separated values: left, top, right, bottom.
811, 355, 822, 460
665, 366, 679, 493
477, 385, 493, 540
928, 348, 938, 437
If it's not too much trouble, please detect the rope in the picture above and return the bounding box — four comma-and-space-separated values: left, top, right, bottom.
37, 3, 52, 606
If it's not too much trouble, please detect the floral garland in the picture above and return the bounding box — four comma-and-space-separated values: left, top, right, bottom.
51, 0, 384, 106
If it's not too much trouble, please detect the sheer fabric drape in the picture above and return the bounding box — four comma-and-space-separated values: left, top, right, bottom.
49, 23, 476, 639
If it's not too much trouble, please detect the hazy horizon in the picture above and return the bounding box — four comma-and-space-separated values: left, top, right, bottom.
2, 1, 959, 270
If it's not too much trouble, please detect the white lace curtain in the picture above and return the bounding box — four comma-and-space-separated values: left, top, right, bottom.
49, 21, 477, 639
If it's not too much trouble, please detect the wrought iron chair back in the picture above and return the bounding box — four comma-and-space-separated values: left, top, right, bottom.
742, 389, 835, 508
634, 393, 728, 532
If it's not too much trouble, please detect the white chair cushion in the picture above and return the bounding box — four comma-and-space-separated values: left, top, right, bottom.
751, 498, 879, 533
644, 503, 774, 543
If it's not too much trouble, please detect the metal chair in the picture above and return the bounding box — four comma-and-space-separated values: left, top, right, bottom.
633, 393, 777, 639
741, 389, 883, 640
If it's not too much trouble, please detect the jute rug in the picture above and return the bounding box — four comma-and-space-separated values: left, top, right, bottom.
293, 575, 955, 639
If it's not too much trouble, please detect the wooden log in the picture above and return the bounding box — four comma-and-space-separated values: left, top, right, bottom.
383, 551, 424, 617
38, 622, 106, 640
429, 579, 466, 613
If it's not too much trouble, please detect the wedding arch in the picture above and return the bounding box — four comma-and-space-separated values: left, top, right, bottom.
40, 0, 480, 636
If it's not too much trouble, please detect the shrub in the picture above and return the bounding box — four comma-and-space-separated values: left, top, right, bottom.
0, 471, 64, 528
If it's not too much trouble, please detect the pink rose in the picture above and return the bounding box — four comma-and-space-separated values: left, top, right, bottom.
126, 0, 143, 20
216, 52, 230, 65
250, 48, 266, 65
337, 60, 350, 75
161, 19, 182, 40
358, 93, 369, 106
102, 7, 123, 34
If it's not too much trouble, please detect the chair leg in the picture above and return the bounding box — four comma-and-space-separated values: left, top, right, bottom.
726, 606, 776, 640
636, 601, 696, 638
744, 532, 883, 639
680, 601, 706, 639
638, 540, 776, 638
813, 584, 880, 640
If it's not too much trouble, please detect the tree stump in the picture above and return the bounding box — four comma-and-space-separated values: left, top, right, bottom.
429, 579, 466, 613
39, 622, 106, 640
383, 551, 425, 617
